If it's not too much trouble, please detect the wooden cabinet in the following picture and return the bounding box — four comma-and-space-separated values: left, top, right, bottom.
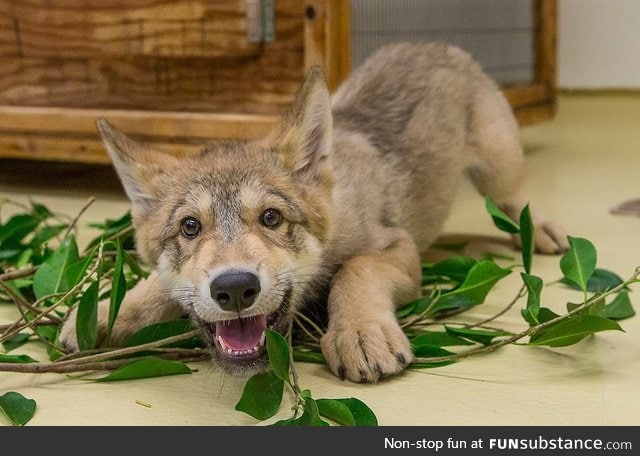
0, 0, 554, 164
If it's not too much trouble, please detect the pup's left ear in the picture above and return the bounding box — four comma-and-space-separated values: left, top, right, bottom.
97, 119, 178, 216
272, 66, 333, 182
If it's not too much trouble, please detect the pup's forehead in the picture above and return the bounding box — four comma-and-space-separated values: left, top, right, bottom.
167, 150, 292, 209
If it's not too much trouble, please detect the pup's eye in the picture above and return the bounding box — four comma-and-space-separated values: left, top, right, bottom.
260, 208, 282, 228
181, 217, 201, 238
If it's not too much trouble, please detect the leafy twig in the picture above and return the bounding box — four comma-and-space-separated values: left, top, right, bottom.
0, 243, 104, 344
413, 270, 638, 365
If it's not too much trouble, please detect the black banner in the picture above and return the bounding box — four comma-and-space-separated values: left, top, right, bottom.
0, 426, 637, 455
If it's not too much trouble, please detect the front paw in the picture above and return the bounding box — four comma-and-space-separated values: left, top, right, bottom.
59, 307, 85, 352
320, 314, 412, 383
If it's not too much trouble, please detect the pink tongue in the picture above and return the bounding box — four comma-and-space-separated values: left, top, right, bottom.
216, 315, 267, 351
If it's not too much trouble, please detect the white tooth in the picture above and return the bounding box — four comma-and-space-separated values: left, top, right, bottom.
259, 332, 266, 346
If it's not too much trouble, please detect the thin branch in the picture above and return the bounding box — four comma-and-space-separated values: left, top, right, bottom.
293, 315, 321, 343
103, 226, 134, 245
0, 283, 63, 352
0, 322, 56, 332
62, 196, 96, 239
465, 284, 527, 329
0, 266, 38, 283
0, 282, 63, 325
0, 353, 209, 374
286, 319, 303, 419
292, 310, 325, 338
50, 330, 202, 366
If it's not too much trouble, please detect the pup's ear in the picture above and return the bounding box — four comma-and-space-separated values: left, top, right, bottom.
272, 66, 333, 182
97, 119, 177, 214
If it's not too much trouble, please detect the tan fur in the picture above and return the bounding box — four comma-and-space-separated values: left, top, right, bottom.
61, 42, 568, 383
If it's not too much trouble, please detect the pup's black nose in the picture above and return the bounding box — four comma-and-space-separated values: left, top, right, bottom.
210, 271, 261, 312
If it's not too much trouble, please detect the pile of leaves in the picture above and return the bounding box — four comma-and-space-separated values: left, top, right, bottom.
0, 197, 637, 426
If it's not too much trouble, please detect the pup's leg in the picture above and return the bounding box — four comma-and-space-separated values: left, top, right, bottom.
467, 88, 569, 253
60, 271, 184, 351
321, 229, 421, 383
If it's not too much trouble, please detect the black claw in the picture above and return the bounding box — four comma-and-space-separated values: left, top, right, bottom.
396, 352, 407, 366
375, 363, 383, 375
359, 369, 368, 383
338, 365, 346, 381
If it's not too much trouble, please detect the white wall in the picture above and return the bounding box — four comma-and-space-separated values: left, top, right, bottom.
559, 0, 640, 89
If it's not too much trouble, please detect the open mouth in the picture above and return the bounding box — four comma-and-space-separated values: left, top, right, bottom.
207, 313, 277, 360
198, 300, 290, 367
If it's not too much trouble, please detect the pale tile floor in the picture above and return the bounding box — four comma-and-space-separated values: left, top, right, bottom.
1, 93, 639, 425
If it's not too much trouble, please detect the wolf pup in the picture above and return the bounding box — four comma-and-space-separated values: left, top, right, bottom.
61, 42, 568, 383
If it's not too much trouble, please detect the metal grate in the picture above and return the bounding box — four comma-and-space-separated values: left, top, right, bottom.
350, 0, 535, 83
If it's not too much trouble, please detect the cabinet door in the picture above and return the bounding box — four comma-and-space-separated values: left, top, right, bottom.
0, 0, 317, 163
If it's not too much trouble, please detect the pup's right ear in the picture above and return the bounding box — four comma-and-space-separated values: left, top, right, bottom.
97, 119, 177, 214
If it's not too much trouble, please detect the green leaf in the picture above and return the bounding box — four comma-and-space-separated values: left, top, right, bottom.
0, 391, 37, 426
521, 273, 543, 325
316, 399, 355, 426
32, 236, 82, 299
560, 268, 624, 293
529, 315, 623, 347
86, 212, 134, 250
411, 331, 474, 347
600, 292, 636, 320
427, 294, 475, 315
2, 333, 30, 352
0, 353, 38, 363
75, 280, 99, 351
235, 370, 284, 421
30, 201, 53, 219
0, 214, 41, 247
334, 398, 378, 426
15, 247, 34, 268
107, 239, 126, 339
316, 398, 378, 426
396, 296, 436, 318
432, 241, 468, 253
485, 198, 520, 234
537, 307, 561, 324
409, 359, 457, 369
447, 260, 512, 304
124, 319, 202, 348
35, 325, 64, 361
519, 204, 534, 274
395, 299, 418, 318
560, 237, 597, 292
289, 396, 329, 426
30, 224, 67, 249
123, 250, 150, 279
93, 358, 192, 382
567, 296, 605, 316
427, 256, 477, 283
0, 248, 21, 261
266, 329, 291, 383
292, 350, 326, 364
444, 326, 512, 346
412, 345, 456, 357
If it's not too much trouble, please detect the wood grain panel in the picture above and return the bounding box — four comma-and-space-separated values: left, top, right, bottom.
0, 0, 305, 114
0, 106, 277, 139
0, 0, 259, 59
